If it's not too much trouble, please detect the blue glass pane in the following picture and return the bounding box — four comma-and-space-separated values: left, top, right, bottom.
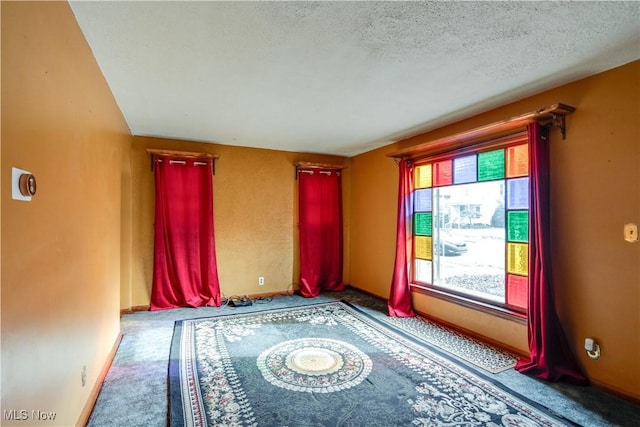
453, 155, 477, 184
507, 177, 529, 209
414, 188, 432, 212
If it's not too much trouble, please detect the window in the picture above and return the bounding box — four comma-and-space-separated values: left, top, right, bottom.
411, 135, 529, 315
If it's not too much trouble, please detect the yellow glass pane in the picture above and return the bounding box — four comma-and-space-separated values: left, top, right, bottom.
506, 144, 529, 177
507, 242, 528, 275
415, 164, 432, 188
414, 236, 432, 260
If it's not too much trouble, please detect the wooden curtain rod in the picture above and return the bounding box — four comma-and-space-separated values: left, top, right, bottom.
146, 148, 220, 173
295, 162, 347, 170
387, 103, 575, 160
146, 148, 219, 160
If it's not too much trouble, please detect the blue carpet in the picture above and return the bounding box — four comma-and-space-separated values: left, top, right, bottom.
88, 289, 640, 427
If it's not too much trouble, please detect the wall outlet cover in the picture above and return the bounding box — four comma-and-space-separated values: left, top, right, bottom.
624, 223, 638, 243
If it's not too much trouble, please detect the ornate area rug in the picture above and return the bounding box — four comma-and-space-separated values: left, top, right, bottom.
169, 301, 572, 426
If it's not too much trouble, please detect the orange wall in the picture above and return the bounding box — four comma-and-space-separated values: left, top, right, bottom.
126, 137, 349, 308
1, 2, 130, 426
350, 61, 640, 399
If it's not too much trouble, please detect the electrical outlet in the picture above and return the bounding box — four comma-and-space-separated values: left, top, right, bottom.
258, 276, 265, 286
81, 365, 87, 387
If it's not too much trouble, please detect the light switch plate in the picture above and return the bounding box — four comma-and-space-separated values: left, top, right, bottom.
624, 223, 638, 243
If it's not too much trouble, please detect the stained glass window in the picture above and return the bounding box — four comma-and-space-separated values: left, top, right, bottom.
507, 177, 529, 209
414, 188, 432, 211
506, 144, 528, 177
453, 155, 477, 184
507, 242, 528, 276
415, 164, 432, 188
411, 140, 529, 313
433, 160, 453, 186
507, 211, 529, 242
478, 149, 505, 181
506, 274, 528, 309
414, 213, 432, 236
414, 236, 432, 260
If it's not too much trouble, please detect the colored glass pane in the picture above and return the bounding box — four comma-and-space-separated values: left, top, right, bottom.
414, 188, 432, 212
453, 155, 477, 184
507, 177, 529, 209
506, 274, 528, 309
507, 243, 528, 275
415, 259, 432, 283
415, 164, 432, 188
507, 211, 529, 242
478, 149, 505, 181
414, 213, 432, 236
433, 160, 453, 186
414, 236, 432, 260
506, 144, 528, 177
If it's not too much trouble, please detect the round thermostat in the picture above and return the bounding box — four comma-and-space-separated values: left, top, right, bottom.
19, 173, 37, 196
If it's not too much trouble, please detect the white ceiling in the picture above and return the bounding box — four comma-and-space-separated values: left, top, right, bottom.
69, 1, 640, 157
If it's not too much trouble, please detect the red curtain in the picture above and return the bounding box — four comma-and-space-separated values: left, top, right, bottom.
298, 168, 345, 298
388, 159, 416, 317
515, 123, 587, 384
150, 157, 221, 310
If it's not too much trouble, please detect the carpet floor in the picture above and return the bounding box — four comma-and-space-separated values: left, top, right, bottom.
88, 288, 640, 426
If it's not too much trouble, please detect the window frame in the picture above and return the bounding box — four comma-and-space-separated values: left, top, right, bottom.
409, 132, 529, 322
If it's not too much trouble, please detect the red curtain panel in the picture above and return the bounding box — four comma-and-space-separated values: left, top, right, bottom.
150, 157, 221, 310
515, 123, 587, 383
298, 169, 345, 298
388, 159, 416, 317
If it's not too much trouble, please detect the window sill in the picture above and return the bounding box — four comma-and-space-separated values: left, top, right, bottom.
410, 284, 527, 325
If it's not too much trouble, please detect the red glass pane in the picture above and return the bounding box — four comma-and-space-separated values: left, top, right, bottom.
506, 274, 528, 310
433, 160, 452, 186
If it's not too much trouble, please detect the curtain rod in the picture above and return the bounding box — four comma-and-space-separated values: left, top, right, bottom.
146, 148, 220, 174
387, 103, 575, 160
146, 148, 219, 159
294, 162, 347, 180
294, 161, 347, 170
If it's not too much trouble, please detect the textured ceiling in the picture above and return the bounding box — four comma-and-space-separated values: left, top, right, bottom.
69, 1, 640, 157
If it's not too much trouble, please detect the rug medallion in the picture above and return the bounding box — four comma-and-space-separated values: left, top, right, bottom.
257, 337, 372, 393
